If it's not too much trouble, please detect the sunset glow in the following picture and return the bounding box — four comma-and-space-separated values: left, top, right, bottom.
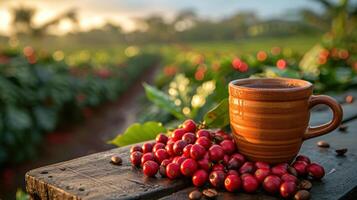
0, 0, 326, 36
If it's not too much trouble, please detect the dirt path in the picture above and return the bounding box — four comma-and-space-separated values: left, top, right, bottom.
0, 66, 159, 199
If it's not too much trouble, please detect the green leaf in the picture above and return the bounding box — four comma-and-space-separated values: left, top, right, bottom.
16, 188, 29, 200
143, 83, 185, 120
109, 121, 166, 147
203, 98, 229, 128
5, 107, 31, 131
34, 106, 57, 131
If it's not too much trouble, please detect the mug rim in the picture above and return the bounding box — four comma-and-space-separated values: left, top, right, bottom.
229, 78, 313, 93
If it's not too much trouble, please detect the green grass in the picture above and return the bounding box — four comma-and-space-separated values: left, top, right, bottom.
190, 35, 320, 54
1, 34, 321, 63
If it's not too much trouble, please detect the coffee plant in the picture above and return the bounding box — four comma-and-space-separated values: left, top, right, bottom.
0, 47, 160, 165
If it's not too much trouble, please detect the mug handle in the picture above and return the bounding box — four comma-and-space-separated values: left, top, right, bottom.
303, 95, 343, 140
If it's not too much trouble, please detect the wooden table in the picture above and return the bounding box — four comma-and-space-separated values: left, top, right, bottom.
26, 92, 357, 200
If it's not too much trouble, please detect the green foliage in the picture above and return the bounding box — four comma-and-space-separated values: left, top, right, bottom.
109, 121, 166, 146
0, 48, 160, 165
204, 98, 229, 129
144, 83, 185, 120
16, 189, 29, 200
141, 33, 356, 127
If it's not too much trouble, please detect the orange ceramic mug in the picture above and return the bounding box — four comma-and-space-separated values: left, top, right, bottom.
229, 78, 343, 164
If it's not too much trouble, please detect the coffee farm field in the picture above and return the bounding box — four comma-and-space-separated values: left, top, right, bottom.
0, 45, 160, 166
0, 32, 356, 167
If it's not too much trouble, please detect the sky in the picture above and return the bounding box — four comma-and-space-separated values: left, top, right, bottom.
0, 0, 335, 36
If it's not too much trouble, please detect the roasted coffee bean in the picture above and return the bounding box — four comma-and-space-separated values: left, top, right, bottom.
299, 180, 312, 190
288, 166, 298, 177
110, 155, 122, 165
338, 124, 348, 132
203, 188, 218, 199
294, 190, 311, 200
345, 95, 354, 104
317, 141, 330, 148
189, 190, 202, 200
335, 148, 348, 156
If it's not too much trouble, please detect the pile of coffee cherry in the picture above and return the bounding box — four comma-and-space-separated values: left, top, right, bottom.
129, 119, 325, 199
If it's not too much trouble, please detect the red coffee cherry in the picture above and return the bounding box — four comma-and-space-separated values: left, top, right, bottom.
192, 169, 208, 187
223, 154, 230, 165
142, 142, 154, 153
306, 163, 325, 180
156, 133, 168, 144
255, 161, 270, 169
263, 175, 281, 194
292, 161, 308, 176
182, 132, 196, 144
227, 170, 239, 176
239, 162, 255, 174
196, 129, 211, 139
254, 168, 270, 183
281, 173, 298, 184
225, 174, 242, 192
161, 159, 171, 167
227, 157, 243, 170
183, 144, 193, 158
242, 174, 259, 193
295, 155, 311, 164
182, 119, 196, 133
130, 145, 143, 153
231, 153, 246, 164
209, 145, 225, 162
130, 151, 143, 166
172, 128, 186, 141
173, 140, 187, 155
197, 158, 211, 172
180, 158, 198, 177
155, 149, 169, 164
209, 170, 226, 188
240, 173, 251, 179
280, 181, 297, 198
195, 136, 212, 150
220, 140, 236, 155
271, 163, 288, 177
166, 163, 181, 179
153, 142, 165, 152
143, 160, 159, 177
141, 152, 155, 166
165, 141, 175, 156
172, 156, 186, 166
190, 144, 206, 160
212, 163, 225, 171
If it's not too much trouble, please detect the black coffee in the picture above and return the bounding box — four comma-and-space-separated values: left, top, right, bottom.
242, 83, 297, 89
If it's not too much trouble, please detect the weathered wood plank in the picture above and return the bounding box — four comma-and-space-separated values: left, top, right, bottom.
160, 119, 357, 200
26, 144, 189, 200
26, 91, 357, 200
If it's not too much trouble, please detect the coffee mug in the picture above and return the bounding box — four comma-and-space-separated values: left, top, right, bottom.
229, 78, 343, 164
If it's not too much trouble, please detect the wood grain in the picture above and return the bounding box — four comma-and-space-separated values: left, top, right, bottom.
26, 144, 189, 200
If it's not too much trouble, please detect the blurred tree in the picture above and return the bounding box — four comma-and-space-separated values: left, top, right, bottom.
12, 6, 35, 35
134, 15, 173, 42
11, 6, 78, 37
302, 0, 356, 40
173, 9, 197, 32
